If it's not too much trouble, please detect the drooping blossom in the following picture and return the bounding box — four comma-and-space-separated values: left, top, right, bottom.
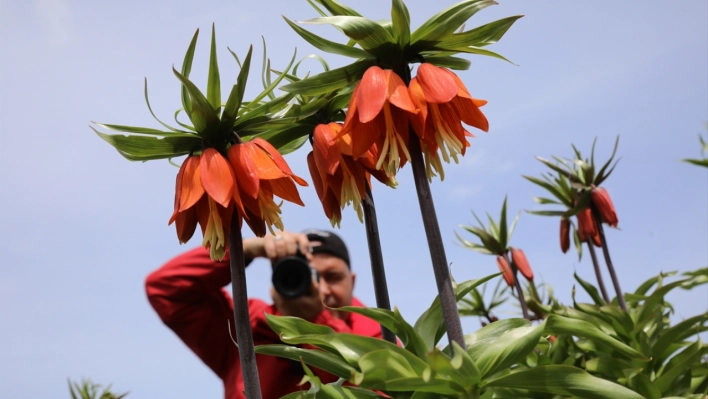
511, 248, 534, 281
340, 66, 418, 177
228, 137, 308, 237
408, 63, 488, 181
497, 255, 515, 287
308, 122, 396, 226
560, 219, 570, 253
577, 207, 602, 247
168, 148, 237, 260
591, 187, 618, 227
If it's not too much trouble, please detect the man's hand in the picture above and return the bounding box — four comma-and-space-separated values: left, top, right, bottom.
243, 231, 313, 263
270, 278, 324, 321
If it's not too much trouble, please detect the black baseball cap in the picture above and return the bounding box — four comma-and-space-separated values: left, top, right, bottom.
302, 229, 350, 268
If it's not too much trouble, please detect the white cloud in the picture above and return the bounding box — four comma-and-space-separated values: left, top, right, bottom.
34, 0, 70, 46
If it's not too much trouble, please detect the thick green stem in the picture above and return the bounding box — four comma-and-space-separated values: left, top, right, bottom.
228, 223, 262, 399
363, 186, 397, 344
591, 206, 627, 311
586, 241, 611, 304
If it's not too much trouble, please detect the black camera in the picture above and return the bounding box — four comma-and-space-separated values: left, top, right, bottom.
271, 248, 319, 299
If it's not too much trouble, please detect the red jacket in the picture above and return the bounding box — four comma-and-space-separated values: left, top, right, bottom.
146, 247, 382, 399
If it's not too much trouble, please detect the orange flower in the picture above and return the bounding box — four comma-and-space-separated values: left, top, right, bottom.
511, 248, 534, 281
576, 207, 597, 243
228, 138, 308, 237
591, 187, 618, 227
168, 148, 237, 260
560, 219, 570, 253
309, 122, 396, 226
340, 66, 418, 177
409, 63, 488, 180
497, 255, 515, 287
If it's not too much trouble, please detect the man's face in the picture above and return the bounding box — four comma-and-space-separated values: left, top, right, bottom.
310, 253, 356, 320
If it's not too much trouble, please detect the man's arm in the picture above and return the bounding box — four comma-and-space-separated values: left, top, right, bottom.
145, 247, 241, 379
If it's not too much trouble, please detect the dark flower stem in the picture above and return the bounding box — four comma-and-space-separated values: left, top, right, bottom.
394, 63, 465, 351
591, 206, 627, 311
586, 241, 611, 304
228, 222, 262, 399
363, 185, 397, 344
504, 252, 530, 320
407, 137, 466, 350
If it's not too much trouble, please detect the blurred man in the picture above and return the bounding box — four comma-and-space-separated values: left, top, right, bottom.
146, 229, 381, 399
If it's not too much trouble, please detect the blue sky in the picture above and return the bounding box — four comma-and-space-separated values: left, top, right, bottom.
1, 1, 706, 398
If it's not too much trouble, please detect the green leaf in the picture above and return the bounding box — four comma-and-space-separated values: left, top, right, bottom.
483, 365, 646, 399
391, 0, 410, 47
584, 355, 632, 378
422, 55, 471, 70
441, 15, 523, 48
313, 0, 362, 17
682, 158, 708, 168
280, 60, 374, 96
172, 68, 220, 139
92, 127, 200, 161
574, 273, 606, 306
144, 78, 182, 132
464, 318, 529, 357
284, 17, 374, 59
207, 24, 221, 114
300, 16, 394, 52
180, 29, 199, 115
525, 210, 567, 217
254, 344, 354, 379
655, 341, 704, 394
335, 306, 429, 358
411, 0, 495, 45
507, 211, 521, 240
653, 313, 708, 360
533, 197, 561, 205
523, 175, 572, 206
354, 350, 462, 394
499, 196, 508, 249
543, 314, 648, 361
431, 44, 516, 64
92, 122, 184, 136
222, 45, 253, 131
562, 191, 591, 218
474, 323, 543, 378
594, 135, 620, 184
415, 274, 502, 350
265, 314, 408, 369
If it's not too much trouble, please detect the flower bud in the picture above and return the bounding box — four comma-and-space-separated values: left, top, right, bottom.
560, 219, 570, 253
592, 231, 602, 247
591, 187, 618, 227
511, 248, 534, 281
576, 207, 597, 242
497, 255, 515, 287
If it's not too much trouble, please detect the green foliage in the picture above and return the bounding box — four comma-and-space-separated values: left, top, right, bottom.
456, 196, 520, 256
68, 379, 128, 399
259, 274, 643, 399
281, 0, 522, 95
682, 124, 708, 168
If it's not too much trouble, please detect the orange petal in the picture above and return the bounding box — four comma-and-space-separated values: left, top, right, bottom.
307, 152, 326, 202
244, 141, 287, 180
357, 66, 387, 123
408, 78, 428, 137
195, 195, 210, 236
269, 177, 305, 206
496, 255, 515, 287
178, 155, 205, 211
228, 143, 259, 199
175, 207, 198, 244
216, 201, 235, 236
313, 124, 341, 175
416, 63, 457, 104
252, 138, 309, 186
337, 129, 354, 156
453, 97, 489, 133
172, 156, 186, 216
351, 113, 385, 159
200, 148, 235, 208
385, 70, 417, 113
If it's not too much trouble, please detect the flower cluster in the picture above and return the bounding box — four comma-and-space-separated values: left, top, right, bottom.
169, 138, 307, 260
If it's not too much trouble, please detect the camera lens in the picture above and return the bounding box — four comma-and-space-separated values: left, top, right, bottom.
272, 256, 312, 299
